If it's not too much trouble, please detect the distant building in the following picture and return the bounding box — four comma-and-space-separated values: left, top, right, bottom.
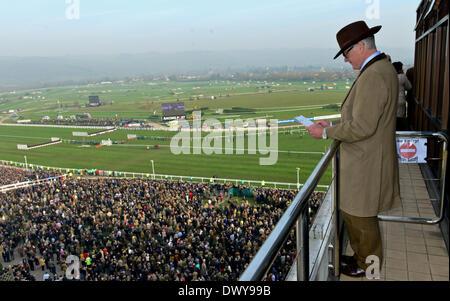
88, 96, 101, 107
76, 113, 91, 119
321, 84, 336, 90
161, 102, 186, 122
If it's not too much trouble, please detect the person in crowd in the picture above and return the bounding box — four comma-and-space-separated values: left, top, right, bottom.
405, 66, 415, 123
393, 61, 412, 131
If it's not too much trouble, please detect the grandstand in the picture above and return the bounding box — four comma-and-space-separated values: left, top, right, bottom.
0, 165, 325, 281
88, 96, 101, 107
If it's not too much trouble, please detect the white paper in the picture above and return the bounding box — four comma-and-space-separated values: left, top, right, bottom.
294, 115, 314, 127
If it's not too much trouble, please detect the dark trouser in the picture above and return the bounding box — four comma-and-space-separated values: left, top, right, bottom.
342, 210, 383, 270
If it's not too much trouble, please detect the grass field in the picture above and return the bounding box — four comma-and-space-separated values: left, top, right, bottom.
1, 80, 347, 120
0, 125, 332, 185
0, 81, 346, 186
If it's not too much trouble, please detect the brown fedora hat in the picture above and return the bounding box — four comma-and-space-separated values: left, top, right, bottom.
334, 21, 381, 59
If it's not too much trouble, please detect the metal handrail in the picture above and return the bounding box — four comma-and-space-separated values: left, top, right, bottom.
0, 175, 66, 193
239, 140, 341, 281
378, 131, 448, 225
239, 130, 448, 281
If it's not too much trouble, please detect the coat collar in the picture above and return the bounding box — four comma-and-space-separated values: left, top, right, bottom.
359, 52, 386, 76
340, 53, 387, 109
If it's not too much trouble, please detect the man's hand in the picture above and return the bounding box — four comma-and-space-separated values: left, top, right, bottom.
306, 123, 325, 139
314, 120, 330, 128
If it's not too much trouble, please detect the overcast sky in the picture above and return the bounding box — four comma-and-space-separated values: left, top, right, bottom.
0, 0, 418, 57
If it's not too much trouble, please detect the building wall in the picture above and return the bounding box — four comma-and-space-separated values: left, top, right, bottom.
410, 0, 449, 252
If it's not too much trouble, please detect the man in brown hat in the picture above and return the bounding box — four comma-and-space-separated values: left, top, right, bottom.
306, 21, 401, 277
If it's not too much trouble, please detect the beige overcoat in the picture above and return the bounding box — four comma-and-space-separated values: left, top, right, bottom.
327, 53, 401, 217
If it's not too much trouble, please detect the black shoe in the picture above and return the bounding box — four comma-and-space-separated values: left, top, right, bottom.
341, 255, 357, 266
341, 263, 365, 278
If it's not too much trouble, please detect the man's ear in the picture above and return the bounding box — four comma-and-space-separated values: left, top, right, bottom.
356, 41, 364, 51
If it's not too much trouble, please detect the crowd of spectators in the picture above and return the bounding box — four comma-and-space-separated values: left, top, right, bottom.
0, 166, 59, 186
253, 187, 325, 226
1, 172, 325, 281
0, 264, 36, 281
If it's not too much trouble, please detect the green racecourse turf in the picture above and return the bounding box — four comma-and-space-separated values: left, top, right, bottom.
1, 80, 347, 120
0, 81, 347, 186
0, 125, 332, 185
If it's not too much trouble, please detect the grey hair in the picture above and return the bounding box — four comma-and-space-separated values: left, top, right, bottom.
361, 36, 377, 50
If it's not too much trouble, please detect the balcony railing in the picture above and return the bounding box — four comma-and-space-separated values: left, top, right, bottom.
239, 131, 448, 281
239, 140, 341, 281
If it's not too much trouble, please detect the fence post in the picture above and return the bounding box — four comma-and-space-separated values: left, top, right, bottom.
296, 218, 303, 281
302, 208, 310, 281
332, 152, 340, 277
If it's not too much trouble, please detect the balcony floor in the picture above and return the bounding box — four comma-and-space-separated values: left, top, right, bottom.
340, 163, 449, 281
